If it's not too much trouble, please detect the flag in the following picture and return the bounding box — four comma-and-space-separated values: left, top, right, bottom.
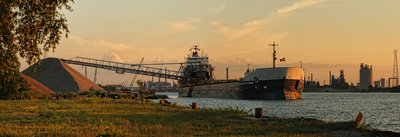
280, 58, 285, 62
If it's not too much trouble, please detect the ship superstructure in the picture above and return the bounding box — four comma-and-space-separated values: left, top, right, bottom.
181, 46, 214, 84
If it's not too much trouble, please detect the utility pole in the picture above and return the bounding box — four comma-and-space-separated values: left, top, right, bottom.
94, 67, 97, 83
300, 61, 303, 68
269, 42, 278, 68
226, 67, 229, 80
394, 49, 398, 83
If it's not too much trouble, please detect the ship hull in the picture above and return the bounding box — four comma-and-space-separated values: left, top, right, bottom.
178, 82, 241, 99
239, 79, 303, 100
178, 79, 302, 100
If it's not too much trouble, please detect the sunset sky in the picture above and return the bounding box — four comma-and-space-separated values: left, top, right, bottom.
21, 0, 400, 86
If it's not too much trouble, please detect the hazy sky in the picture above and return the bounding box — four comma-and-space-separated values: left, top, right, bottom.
21, 0, 400, 85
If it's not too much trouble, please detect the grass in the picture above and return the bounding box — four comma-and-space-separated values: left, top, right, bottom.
0, 98, 379, 137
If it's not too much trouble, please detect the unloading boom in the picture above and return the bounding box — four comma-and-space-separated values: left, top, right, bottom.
61, 56, 184, 80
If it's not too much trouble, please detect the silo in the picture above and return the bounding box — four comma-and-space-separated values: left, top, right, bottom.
359, 64, 373, 91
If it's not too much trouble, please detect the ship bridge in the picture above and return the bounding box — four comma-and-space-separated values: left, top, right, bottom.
61, 56, 185, 80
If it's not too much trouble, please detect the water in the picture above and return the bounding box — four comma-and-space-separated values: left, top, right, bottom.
157, 92, 400, 132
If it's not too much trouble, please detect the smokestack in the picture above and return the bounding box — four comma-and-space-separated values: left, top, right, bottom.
311, 73, 313, 82
226, 67, 229, 80
329, 71, 332, 86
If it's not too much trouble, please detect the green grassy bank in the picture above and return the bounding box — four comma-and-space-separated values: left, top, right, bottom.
0, 99, 392, 136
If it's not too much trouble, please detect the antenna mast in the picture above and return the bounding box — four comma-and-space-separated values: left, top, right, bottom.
269, 42, 278, 68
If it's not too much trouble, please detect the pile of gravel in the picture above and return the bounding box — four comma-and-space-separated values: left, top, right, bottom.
22, 74, 56, 96
22, 58, 103, 93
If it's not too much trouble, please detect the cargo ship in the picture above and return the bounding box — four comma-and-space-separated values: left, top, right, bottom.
178, 43, 304, 100
239, 67, 304, 100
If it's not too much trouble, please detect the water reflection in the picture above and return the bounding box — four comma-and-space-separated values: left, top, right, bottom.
158, 92, 400, 132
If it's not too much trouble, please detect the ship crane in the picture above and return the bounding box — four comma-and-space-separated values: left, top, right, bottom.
129, 57, 144, 87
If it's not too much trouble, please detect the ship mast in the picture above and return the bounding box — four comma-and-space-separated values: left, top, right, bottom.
269, 41, 278, 68
190, 45, 200, 57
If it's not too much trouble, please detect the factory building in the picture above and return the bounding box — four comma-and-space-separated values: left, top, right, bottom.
381, 78, 385, 88
359, 63, 373, 91
374, 78, 386, 88
329, 69, 349, 89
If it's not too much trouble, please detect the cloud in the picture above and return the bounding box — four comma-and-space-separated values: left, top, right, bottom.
103, 51, 124, 63
69, 35, 136, 52
210, 20, 266, 41
210, 0, 328, 41
165, 18, 200, 31
211, 0, 226, 14
210, 19, 288, 44
277, 0, 327, 14
152, 57, 167, 63
227, 57, 255, 65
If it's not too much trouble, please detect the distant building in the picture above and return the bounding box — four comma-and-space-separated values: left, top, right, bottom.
147, 81, 177, 91
304, 73, 320, 88
374, 79, 386, 88
359, 63, 373, 91
374, 78, 386, 88
329, 69, 349, 89
374, 81, 381, 88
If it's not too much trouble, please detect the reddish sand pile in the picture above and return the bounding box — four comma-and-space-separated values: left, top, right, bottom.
22, 58, 103, 93
21, 74, 56, 96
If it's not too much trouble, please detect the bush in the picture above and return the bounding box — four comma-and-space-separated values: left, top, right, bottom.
56, 92, 78, 99
64, 92, 77, 99
87, 90, 103, 98
79, 91, 90, 95
20, 91, 41, 99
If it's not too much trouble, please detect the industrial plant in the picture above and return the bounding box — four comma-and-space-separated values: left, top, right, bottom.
359, 63, 373, 91
304, 49, 400, 92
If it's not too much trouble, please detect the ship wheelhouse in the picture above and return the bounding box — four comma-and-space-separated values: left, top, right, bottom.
181, 46, 214, 84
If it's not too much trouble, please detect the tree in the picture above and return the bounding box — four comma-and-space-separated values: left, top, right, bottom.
137, 80, 149, 99
0, 0, 73, 99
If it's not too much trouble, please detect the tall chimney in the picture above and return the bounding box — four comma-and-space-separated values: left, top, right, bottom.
329, 71, 332, 86
311, 73, 313, 83
226, 67, 229, 80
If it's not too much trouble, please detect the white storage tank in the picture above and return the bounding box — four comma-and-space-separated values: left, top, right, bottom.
359, 63, 373, 91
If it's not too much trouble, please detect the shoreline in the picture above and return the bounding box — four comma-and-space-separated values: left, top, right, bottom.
0, 98, 398, 136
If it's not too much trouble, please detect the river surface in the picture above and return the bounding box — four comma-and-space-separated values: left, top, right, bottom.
157, 92, 400, 132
